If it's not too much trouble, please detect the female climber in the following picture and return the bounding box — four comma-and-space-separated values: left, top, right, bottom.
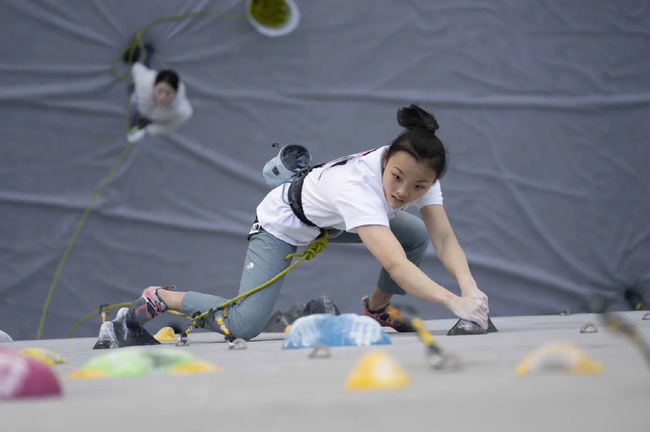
126, 104, 490, 339
125, 49, 193, 144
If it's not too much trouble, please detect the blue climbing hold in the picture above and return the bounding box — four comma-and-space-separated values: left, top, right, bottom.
282, 313, 391, 349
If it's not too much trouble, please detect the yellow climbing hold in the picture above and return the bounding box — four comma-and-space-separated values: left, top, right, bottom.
170, 362, 220, 375
67, 369, 107, 379
345, 351, 410, 391
515, 341, 604, 376
19, 348, 67, 366
154, 327, 177, 341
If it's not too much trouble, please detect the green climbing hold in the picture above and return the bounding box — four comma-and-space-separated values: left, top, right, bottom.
67, 347, 219, 379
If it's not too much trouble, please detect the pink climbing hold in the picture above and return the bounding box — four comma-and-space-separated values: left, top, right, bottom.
0, 346, 63, 401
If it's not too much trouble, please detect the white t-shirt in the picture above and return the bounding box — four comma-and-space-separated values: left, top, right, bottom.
256, 146, 444, 246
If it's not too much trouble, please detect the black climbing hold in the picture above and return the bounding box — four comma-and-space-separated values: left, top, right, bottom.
262, 311, 294, 333
262, 296, 342, 333
262, 296, 343, 333
303, 295, 341, 316
447, 316, 498, 336
262, 300, 305, 332
93, 308, 160, 349
487, 317, 498, 333
288, 300, 307, 320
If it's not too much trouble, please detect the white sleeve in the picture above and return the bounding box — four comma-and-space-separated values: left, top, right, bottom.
332, 182, 390, 231
416, 180, 444, 208
131, 63, 154, 85
146, 99, 193, 135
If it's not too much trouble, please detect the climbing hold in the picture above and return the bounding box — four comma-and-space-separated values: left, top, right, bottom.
515, 342, 604, 376
227, 338, 248, 350
170, 362, 220, 375
67, 369, 107, 379
308, 344, 331, 359
263, 300, 305, 332
18, 348, 67, 366
93, 308, 160, 349
264, 297, 342, 333
643, 313, 650, 321
303, 295, 341, 316
154, 327, 177, 341
67, 347, 219, 379
245, 0, 300, 38
0, 347, 63, 400
580, 322, 598, 333
447, 316, 498, 336
282, 314, 391, 349
345, 351, 410, 391
0, 330, 12, 343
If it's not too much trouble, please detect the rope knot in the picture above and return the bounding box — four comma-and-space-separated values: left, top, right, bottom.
303, 236, 328, 260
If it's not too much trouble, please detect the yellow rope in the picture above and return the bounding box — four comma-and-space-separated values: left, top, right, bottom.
37, 9, 244, 340
65, 232, 329, 338
193, 232, 329, 320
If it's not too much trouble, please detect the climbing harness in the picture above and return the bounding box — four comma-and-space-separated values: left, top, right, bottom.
36, 8, 250, 340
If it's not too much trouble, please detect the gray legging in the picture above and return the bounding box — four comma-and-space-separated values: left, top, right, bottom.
179, 211, 429, 340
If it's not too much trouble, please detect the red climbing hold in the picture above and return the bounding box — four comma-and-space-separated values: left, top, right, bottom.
0, 346, 63, 401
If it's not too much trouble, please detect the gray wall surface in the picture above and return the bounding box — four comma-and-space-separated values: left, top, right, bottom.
1, 0, 649, 341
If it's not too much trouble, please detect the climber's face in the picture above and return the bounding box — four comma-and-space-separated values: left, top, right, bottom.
153, 82, 176, 105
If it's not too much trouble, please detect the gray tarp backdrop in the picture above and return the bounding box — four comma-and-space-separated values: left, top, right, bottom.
1, 0, 648, 341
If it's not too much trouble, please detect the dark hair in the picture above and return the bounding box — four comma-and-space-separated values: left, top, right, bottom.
384, 104, 448, 181
155, 69, 179, 91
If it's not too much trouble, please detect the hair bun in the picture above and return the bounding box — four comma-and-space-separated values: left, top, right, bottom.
398, 104, 439, 133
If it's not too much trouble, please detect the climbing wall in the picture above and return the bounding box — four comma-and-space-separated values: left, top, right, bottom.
1, 0, 649, 340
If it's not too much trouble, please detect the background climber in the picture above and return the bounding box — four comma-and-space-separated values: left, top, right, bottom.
124, 46, 193, 144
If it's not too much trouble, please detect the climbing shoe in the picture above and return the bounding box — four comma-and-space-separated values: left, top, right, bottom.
362, 296, 415, 332
126, 285, 175, 330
